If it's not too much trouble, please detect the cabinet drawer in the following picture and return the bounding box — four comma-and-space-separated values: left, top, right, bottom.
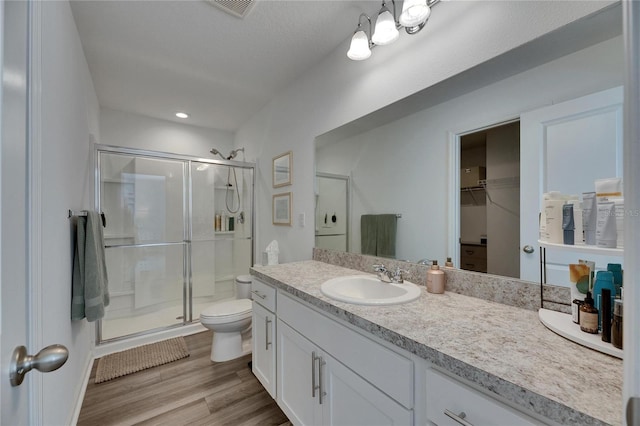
425, 369, 537, 426
459, 258, 487, 273
251, 278, 276, 312
279, 292, 414, 408
460, 244, 487, 259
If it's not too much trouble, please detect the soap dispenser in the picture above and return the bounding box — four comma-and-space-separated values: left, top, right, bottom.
426, 261, 445, 294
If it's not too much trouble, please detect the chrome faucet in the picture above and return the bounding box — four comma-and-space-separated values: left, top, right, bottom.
373, 264, 407, 283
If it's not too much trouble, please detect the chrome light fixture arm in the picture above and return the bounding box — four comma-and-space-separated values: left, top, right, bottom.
357, 13, 373, 49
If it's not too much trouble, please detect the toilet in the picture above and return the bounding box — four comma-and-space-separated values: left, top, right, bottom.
200, 275, 253, 362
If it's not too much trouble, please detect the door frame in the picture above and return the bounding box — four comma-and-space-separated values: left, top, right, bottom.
28, 0, 44, 422
447, 116, 520, 270
1, 0, 44, 422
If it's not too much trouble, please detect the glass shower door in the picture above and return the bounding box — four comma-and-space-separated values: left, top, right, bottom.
99, 152, 187, 340
190, 162, 254, 320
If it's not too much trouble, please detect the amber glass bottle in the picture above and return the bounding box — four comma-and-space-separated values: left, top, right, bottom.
579, 292, 599, 334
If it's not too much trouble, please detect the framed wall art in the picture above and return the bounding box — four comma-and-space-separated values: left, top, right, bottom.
273, 151, 292, 187
272, 192, 292, 226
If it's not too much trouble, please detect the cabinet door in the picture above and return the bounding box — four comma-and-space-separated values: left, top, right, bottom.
323, 352, 413, 426
277, 320, 321, 425
252, 302, 276, 398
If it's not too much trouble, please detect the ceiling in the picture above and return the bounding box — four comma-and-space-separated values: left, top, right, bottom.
70, 0, 379, 132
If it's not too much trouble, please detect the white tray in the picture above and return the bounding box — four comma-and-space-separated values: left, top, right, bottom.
538, 308, 622, 359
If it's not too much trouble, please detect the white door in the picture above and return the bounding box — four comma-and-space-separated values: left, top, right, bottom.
623, 2, 640, 423
520, 87, 624, 282
1, 0, 31, 423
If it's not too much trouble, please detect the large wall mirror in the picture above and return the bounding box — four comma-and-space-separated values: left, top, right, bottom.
314, 3, 624, 286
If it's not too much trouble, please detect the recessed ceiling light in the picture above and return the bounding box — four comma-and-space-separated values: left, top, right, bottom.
175, 112, 189, 119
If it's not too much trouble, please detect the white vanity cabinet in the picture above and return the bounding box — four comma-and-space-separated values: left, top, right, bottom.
277, 292, 413, 426
253, 274, 551, 426
251, 279, 277, 398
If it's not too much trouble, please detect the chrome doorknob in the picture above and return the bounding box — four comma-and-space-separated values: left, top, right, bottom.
10, 344, 69, 386
523, 245, 535, 254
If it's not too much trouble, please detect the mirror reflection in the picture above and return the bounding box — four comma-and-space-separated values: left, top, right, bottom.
315, 4, 623, 283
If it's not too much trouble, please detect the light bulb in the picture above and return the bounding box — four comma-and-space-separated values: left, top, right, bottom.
347, 30, 371, 60
175, 112, 189, 119
399, 0, 431, 27
372, 9, 399, 45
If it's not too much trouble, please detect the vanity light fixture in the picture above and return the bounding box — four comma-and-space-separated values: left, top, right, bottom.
175, 112, 189, 119
347, 13, 373, 61
348, 0, 438, 60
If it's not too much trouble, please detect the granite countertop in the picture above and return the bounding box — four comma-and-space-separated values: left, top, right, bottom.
250, 260, 622, 426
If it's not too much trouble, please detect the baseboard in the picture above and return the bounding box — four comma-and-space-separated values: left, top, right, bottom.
69, 355, 94, 426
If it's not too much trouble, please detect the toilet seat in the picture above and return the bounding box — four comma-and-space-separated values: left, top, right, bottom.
200, 299, 252, 324
236, 275, 252, 283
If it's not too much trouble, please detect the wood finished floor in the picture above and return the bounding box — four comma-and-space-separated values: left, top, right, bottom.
77, 331, 291, 426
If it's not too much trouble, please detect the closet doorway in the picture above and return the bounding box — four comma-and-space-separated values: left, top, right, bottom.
459, 121, 520, 278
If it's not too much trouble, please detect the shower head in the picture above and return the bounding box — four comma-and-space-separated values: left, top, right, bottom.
210, 148, 226, 160
210, 147, 245, 160
227, 147, 245, 160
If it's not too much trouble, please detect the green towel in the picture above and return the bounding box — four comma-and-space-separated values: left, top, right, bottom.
376, 214, 397, 259
72, 212, 109, 322
361, 215, 378, 256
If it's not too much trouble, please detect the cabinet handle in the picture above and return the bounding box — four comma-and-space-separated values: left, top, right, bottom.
311, 352, 320, 398
265, 317, 272, 351
318, 356, 327, 405
444, 409, 473, 426
251, 290, 266, 299
465, 250, 475, 255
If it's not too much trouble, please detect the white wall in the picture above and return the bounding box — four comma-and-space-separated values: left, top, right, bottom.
236, 1, 618, 264
100, 107, 234, 158
40, 2, 100, 423
314, 36, 623, 264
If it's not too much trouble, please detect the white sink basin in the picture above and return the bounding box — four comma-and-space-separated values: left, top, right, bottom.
320, 275, 421, 306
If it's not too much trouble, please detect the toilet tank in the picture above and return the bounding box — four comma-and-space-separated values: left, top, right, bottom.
235, 275, 252, 299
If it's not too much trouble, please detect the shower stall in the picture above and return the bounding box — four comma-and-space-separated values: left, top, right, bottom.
95, 145, 254, 343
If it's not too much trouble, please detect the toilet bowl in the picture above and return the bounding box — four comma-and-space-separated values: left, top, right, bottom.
200, 275, 253, 362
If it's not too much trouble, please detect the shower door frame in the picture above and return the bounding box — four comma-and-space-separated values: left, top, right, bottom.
94, 144, 255, 344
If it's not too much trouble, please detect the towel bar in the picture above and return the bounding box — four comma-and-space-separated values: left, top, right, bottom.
68, 210, 106, 227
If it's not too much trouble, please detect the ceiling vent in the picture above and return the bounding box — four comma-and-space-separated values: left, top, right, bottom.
204, 0, 256, 19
